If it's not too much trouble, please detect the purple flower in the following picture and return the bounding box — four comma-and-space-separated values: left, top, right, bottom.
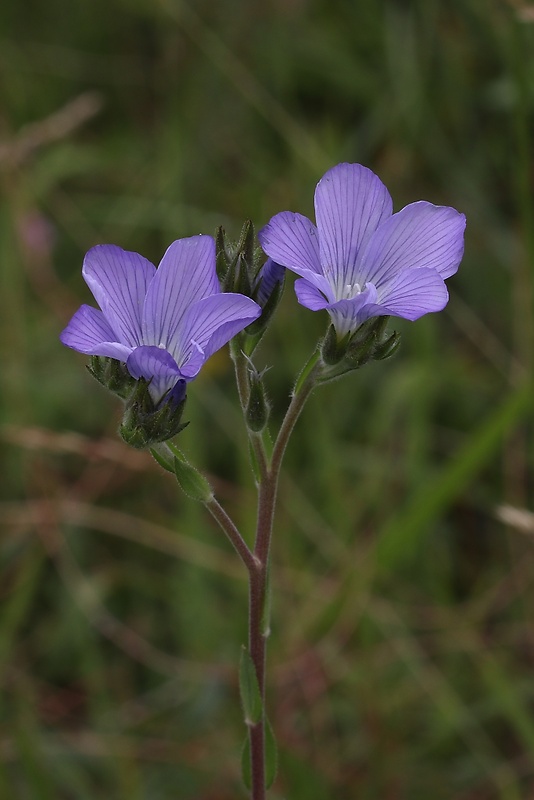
60, 235, 262, 403
259, 163, 466, 338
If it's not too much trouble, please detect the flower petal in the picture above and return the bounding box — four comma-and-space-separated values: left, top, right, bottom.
254, 258, 285, 307
60, 304, 133, 360
142, 235, 219, 349
258, 212, 321, 277
325, 284, 379, 338
126, 345, 183, 403
366, 267, 449, 320
173, 294, 261, 370
82, 245, 156, 346
294, 278, 330, 311
357, 201, 466, 287
314, 163, 393, 288
179, 342, 206, 380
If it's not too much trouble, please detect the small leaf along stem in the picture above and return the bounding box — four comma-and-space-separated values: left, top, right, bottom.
161, 346, 323, 800
246, 351, 323, 799
154, 442, 258, 574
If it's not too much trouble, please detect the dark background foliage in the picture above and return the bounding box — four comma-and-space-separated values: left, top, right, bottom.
1, 0, 534, 797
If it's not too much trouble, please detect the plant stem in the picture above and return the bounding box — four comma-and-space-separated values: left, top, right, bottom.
231, 339, 269, 480
154, 441, 258, 573
247, 353, 322, 799
205, 496, 259, 574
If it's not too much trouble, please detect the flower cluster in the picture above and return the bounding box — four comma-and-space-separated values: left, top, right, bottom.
61, 162, 466, 442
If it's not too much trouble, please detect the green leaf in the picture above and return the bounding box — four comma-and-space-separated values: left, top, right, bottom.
265, 716, 278, 789
374, 380, 534, 571
239, 646, 263, 726
168, 445, 213, 502
241, 734, 252, 791
240, 717, 278, 791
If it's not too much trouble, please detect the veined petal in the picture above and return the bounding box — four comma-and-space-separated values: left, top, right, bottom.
126, 345, 183, 403
368, 267, 449, 320
294, 278, 330, 311
142, 235, 219, 349
173, 294, 261, 369
314, 163, 393, 288
259, 212, 321, 276
83, 245, 155, 346
325, 284, 379, 338
358, 201, 466, 287
179, 342, 206, 380
254, 258, 285, 307
60, 304, 133, 360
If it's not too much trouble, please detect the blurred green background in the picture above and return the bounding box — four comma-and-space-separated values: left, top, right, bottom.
2, 0, 534, 797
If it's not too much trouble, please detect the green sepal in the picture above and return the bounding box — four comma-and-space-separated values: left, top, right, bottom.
87, 356, 136, 400
320, 325, 350, 365
239, 646, 263, 727
374, 330, 401, 360
319, 317, 402, 382
119, 379, 188, 450
215, 226, 230, 282
170, 445, 213, 502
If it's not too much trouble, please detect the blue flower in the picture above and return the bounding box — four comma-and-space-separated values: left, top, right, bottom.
259, 163, 466, 338
61, 235, 262, 403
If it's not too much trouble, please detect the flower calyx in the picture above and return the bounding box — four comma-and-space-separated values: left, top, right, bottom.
87, 356, 137, 400
119, 377, 188, 449
320, 317, 401, 381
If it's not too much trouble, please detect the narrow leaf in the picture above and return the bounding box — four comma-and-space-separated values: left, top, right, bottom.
241, 734, 251, 791
374, 381, 533, 571
265, 716, 278, 789
173, 457, 213, 502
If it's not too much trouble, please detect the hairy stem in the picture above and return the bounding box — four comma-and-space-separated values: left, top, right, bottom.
205, 496, 259, 574
247, 352, 322, 799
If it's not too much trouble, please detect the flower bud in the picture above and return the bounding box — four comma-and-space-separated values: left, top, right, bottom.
216, 221, 255, 296
245, 370, 270, 433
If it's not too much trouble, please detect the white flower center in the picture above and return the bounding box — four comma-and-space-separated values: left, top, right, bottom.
340, 282, 362, 300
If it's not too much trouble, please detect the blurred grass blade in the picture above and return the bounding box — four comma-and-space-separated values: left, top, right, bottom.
374, 381, 533, 571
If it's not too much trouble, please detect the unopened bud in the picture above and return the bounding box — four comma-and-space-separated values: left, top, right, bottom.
246, 371, 270, 433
